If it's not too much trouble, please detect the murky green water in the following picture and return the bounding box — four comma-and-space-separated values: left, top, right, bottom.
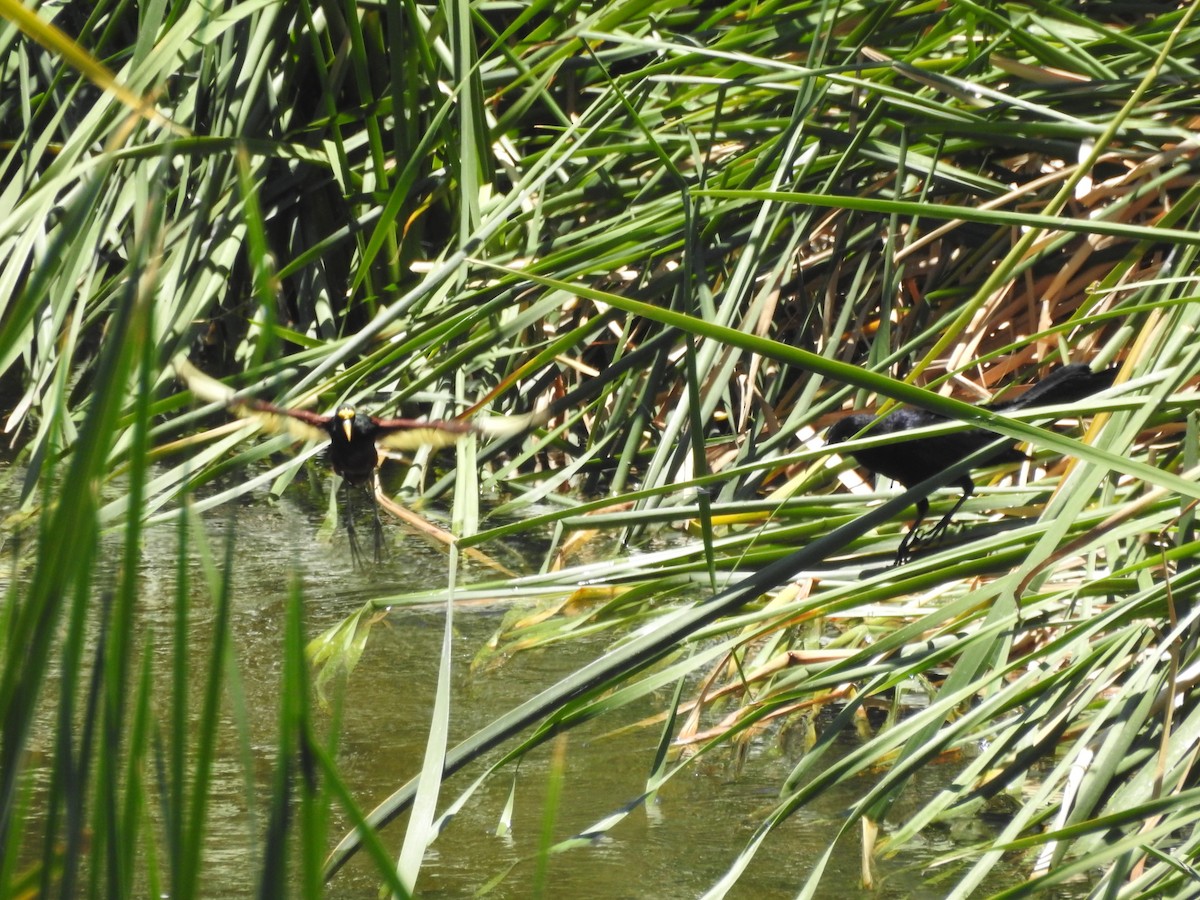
10, 468, 1091, 898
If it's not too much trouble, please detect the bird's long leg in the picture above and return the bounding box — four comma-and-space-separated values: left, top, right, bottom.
342, 476, 367, 569
915, 476, 976, 550
895, 497, 931, 565
369, 474, 386, 564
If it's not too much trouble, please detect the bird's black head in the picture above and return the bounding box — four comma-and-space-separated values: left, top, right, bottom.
330, 405, 373, 444
826, 413, 877, 445
325, 405, 384, 483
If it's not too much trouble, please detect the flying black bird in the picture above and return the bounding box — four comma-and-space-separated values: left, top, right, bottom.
174, 358, 540, 566
826, 363, 1116, 563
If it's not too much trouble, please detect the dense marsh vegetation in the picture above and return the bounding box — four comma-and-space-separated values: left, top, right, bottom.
3, 0, 1200, 896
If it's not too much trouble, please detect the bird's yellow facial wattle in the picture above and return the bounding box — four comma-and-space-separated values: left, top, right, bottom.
337, 407, 355, 442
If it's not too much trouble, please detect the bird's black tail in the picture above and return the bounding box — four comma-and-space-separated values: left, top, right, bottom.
989, 363, 1116, 412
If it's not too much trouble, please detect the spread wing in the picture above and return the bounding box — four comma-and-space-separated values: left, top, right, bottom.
172, 356, 236, 405
373, 417, 474, 451
373, 410, 546, 451
173, 356, 328, 443
234, 399, 329, 444
175, 356, 548, 450
473, 410, 549, 438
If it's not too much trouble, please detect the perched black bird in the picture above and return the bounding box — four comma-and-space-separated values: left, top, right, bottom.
174, 358, 540, 566
826, 363, 1116, 563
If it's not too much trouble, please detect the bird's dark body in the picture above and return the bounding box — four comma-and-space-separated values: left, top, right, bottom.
831, 411, 1027, 494
827, 363, 1116, 562
323, 410, 385, 483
